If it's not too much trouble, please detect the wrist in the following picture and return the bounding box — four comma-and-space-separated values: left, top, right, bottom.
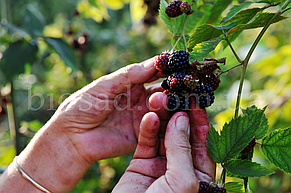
17, 120, 91, 193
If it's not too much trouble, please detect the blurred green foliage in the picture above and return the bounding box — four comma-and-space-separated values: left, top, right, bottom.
0, 0, 291, 192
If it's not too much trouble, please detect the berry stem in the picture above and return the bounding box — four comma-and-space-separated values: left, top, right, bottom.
223, 33, 242, 63
182, 15, 189, 52
171, 36, 183, 52
219, 63, 243, 76
234, 0, 291, 119
219, 167, 226, 185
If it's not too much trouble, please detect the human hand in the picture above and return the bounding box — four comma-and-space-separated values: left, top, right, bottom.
113, 111, 198, 193
8, 57, 165, 192
51, 56, 164, 163
112, 92, 216, 193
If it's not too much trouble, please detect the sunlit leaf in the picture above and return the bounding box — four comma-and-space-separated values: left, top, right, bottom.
222, 8, 262, 48
228, 12, 287, 35
184, 11, 204, 34
207, 0, 232, 23
221, 2, 254, 23
224, 182, 244, 193
256, 0, 283, 3
261, 127, 291, 174
224, 159, 274, 177
190, 37, 223, 62
0, 40, 38, 80
45, 37, 78, 72
188, 22, 236, 50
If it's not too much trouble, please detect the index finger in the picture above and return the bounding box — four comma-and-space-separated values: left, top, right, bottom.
188, 97, 216, 183
90, 57, 159, 98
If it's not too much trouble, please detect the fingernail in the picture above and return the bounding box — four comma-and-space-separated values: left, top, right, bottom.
143, 57, 157, 70
175, 115, 190, 133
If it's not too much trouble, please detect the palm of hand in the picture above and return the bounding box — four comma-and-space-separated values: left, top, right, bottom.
55, 83, 156, 164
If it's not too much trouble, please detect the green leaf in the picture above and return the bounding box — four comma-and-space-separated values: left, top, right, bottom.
172, 37, 186, 51
189, 37, 223, 62
224, 182, 244, 193
242, 105, 268, 140
221, 2, 255, 23
207, 0, 232, 23
0, 40, 38, 80
184, 11, 204, 34
23, 4, 46, 38
0, 20, 30, 38
207, 125, 222, 163
219, 116, 256, 163
222, 8, 262, 48
159, 0, 177, 35
45, 37, 78, 72
224, 159, 274, 177
188, 22, 236, 50
228, 12, 287, 35
256, 0, 283, 3
261, 127, 291, 174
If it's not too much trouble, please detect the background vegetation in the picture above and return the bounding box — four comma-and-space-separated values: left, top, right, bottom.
0, 0, 291, 192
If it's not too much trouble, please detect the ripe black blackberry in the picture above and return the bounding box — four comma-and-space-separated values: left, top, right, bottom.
199, 181, 210, 193
210, 187, 226, 193
167, 72, 186, 91
167, 92, 189, 111
155, 53, 170, 72
165, 0, 183, 18
241, 137, 256, 153
168, 50, 190, 72
193, 85, 215, 108
200, 74, 221, 91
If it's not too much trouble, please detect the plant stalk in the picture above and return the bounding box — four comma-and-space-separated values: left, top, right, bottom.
182, 15, 189, 52
234, 0, 291, 118
232, 0, 291, 191
7, 82, 21, 155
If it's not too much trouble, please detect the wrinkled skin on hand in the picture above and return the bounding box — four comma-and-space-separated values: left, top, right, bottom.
49, 57, 164, 164
112, 92, 216, 193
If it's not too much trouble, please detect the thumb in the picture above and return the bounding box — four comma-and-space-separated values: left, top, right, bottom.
164, 112, 198, 193
91, 56, 159, 96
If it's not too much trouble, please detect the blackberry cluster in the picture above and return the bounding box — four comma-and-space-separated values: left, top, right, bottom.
168, 50, 190, 72
155, 50, 223, 110
193, 85, 215, 108
168, 92, 189, 111
165, 0, 183, 18
198, 182, 226, 193
165, 1, 192, 18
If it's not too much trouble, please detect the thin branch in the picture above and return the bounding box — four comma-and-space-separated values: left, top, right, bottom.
182, 15, 189, 52
222, 34, 242, 63
171, 36, 182, 52
219, 63, 243, 76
